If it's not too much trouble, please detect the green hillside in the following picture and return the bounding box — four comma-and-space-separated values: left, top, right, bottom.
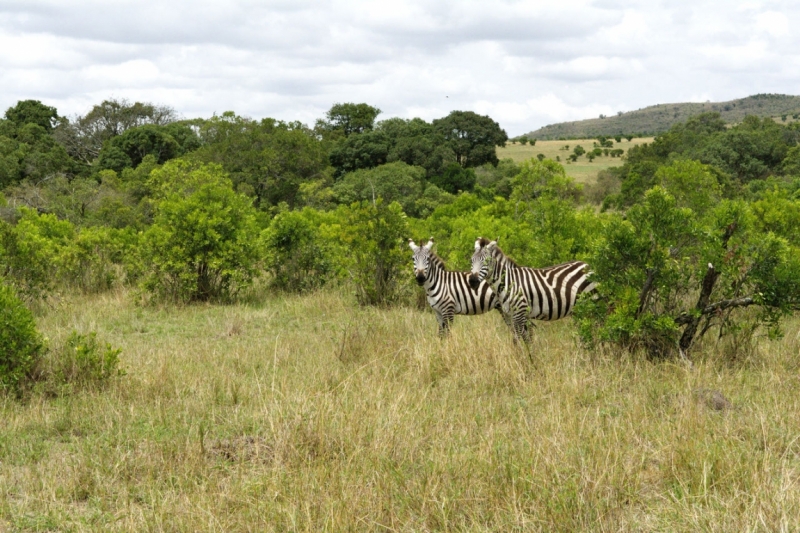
525, 93, 800, 140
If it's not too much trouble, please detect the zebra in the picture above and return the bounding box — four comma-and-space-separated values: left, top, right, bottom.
468, 237, 596, 342
410, 237, 501, 336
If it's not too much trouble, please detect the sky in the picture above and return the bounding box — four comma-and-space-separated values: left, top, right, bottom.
1, 1, 799, 136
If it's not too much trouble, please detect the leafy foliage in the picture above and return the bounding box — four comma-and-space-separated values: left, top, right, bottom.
343, 200, 409, 306
138, 160, 260, 302
432, 111, 508, 168
333, 162, 426, 216
263, 209, 336, 292
317, 102, 381, 137
189, 113, 329, 209
575, 186, 800, 358
0, 283, 44, 394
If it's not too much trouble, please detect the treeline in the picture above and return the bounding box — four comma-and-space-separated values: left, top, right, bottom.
3, 97, 800, 394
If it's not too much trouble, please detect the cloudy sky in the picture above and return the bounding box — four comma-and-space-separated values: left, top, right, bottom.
1, 0, 798, 136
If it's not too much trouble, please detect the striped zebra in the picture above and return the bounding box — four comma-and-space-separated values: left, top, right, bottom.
469, 237, 596, 342
410, 238, 501, 336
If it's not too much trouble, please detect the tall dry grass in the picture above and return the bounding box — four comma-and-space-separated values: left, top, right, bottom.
1, 288, 799, 531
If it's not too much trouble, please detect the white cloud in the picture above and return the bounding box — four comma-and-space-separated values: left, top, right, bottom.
755, 11, 789, 37
0, 0, 799, 135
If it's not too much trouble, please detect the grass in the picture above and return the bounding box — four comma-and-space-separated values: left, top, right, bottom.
498, 138, 654, 184
2, 287, 800, 531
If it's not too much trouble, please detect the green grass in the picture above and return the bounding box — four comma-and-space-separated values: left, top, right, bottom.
2, 288, 800, 531
498, 138, 653, 184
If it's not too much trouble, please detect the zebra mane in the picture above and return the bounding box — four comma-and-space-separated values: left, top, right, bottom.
490, 242, 517, 268
427, 250, 447, 271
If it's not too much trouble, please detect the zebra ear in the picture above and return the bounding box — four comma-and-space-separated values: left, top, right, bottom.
475, 238, 483, 251
408, 239, 419, 251
488, 240, 498, 249
424, 237, 434, 250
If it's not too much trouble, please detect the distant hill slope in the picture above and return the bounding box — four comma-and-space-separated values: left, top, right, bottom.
525, 94, 800, 140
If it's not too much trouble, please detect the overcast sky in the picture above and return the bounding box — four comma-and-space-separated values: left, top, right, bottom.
1, 1, 798, 136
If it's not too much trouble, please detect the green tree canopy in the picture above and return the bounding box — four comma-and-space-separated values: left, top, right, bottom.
139, 160, 260, 302
54, 98, 177, 168
4, 100, 59, 132
317, 103, 381, 137
432, 111, 508, 168
188, 112, 329, 209
333, 162, 425, 216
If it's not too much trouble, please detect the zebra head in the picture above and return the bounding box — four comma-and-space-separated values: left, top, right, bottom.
409, 237, 435, 286
469, 237, 496, 290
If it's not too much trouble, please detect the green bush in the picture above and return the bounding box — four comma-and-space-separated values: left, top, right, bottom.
342, 200, 409, 306
138, 160, 261, 302
263, 209, 335, 292
0, 283, 44, 394
0, 210, 63, 300
574, 186, 800, 359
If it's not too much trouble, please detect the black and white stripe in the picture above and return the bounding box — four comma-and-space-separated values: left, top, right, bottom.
469, 237, 596, 341
410, 238, 500, 335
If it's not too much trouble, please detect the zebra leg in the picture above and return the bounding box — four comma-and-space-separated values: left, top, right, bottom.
439, 306, 455, 337
512, 309, 530, 344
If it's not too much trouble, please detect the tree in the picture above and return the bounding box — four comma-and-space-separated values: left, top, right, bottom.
330, 117, 456, 179
54, 98, 177, 167
263, 209, 335, 292
432, 111, 508, 168
5, 100, 59, 132
333, 162, 425, 215
97, 124, 185, 171
430, 162, 476, 195
510, 159, 582, 204
190, 113, 329, 208
138, 160, 260, 302
0, 122, 72, 186
329, 130, 390, 178
317, 103, 381, 137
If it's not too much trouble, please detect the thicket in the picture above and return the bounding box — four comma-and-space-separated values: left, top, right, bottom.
2, 97, 800, 361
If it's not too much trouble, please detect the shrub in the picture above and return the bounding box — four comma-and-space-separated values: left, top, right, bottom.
574, 187, 800, 359
263, 209, 334, 292
0, 283, 44, 394
138, 160, 260, 303
342, 200, 409, 306
430, 162, 476, 195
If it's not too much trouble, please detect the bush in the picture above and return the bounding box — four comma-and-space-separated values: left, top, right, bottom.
0, 283, 44, 394
263, 209, 335, 292
343, 200, 409, 306
575, 186, 800, 359
430, 162, 477, 195
138, 160, 261, 303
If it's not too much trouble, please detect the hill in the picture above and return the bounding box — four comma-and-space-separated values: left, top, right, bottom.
525, 93, 800, 140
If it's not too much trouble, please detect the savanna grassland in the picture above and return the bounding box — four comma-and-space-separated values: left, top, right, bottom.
3, 287, 800, 531
498, 138, 654, 184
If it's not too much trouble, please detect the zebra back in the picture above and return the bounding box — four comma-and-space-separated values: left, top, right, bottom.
474, 239, 595, 321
